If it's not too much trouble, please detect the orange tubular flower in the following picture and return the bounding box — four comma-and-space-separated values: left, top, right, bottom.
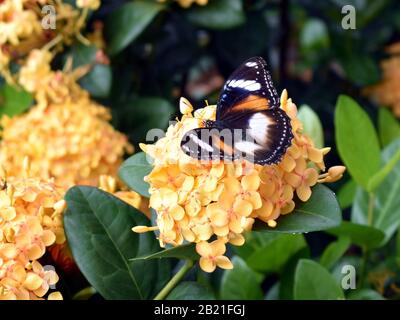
135, 90, 345, 273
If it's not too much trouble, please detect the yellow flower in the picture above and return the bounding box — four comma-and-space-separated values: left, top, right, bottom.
196, 239, 233, 273
77, 0, 101, 10
0, 166, 65, 300
364, 42, 400, 118
134, 91, 345, 272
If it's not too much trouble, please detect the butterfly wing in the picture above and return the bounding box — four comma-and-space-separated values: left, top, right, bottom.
180, 127, 240, 162
227, 108, 294, 165
216, 56, 280, 120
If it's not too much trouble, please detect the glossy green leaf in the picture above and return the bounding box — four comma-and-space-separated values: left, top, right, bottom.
106, 1, 164, 55
327, 221, 385, 249
347, 289, 385, 300
253, 184, 341, 233
118, 152, 153, 197
294, 259, 344, 300
240, 233, 307, 273
378, 108, 400, 148
186, 0, 245, 30
337, 179, 357, 209
64, 186, 170, 300
220, 256, 263, 300
131, 243, 199, 261
167, 282, 215, 300
297, 104, 324, 149
0, 84, 32, 117
352, 139, 400, 243
335, 95, 381, 189
320, 236, 350, 269
279, 248, 310, 300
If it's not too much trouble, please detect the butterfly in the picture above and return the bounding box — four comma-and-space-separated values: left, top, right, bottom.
180, 56, 294, 165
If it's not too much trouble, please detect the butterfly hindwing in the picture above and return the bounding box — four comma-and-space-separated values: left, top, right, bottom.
180, 127, 239, 162
180, 108, 293, 165
217, 57, 279, 120
230, 108, 294, 165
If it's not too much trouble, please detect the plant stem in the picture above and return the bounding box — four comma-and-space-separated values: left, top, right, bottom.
359, 193, 375, 288
154, 260, 193, 300
367, 192, 375, 226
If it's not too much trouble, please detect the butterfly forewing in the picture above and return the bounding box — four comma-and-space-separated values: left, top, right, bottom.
217, 57, 280, 120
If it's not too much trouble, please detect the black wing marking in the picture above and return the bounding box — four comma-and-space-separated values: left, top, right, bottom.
180, 109, 293, 165
180, 127, 240, 162
217, 57, 280, 120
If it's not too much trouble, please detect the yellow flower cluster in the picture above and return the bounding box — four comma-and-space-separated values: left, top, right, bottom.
0, 48, 133, 189
0, 164, 64, 300
364, 42, 400, 118
135, 91, 345, 272
0, 0, 97, 82
158, 0, 208, 8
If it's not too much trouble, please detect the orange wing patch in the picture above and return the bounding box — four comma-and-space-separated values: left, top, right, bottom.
231, 95, 269, 113
213, 134, 234, 155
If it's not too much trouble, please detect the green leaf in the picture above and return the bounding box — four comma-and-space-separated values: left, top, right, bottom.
186, 0, 245, 30
0, 84, 32, 117
297, 104, 324, 149
220, 256, 263, 300
327, 221, 385, 249
300, 18, 330, 51
351, 139, 400, 243
378, 108, 400, 148
167, 282, 215, 300
106, 1, 164, 55
239, 233, 307, 273
115, 97, 174, 146
337, 179, 357, 209
367, 148, 400, 192
320, 237, 350, 269
279, 248, 310, 300
294, 259, 344, 300
335, 95, 381, 189
67, 44, 112, 98
80, 64, 112, 98
265, 282, 280, 300
253, 184, 342, 233
396, 226, 400, 265
347, 289, 385, 300
130, 243, 199, 261
64, 186, 170, 300
118, 152, 153, 197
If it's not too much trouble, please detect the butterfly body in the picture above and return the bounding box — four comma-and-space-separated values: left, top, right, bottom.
181, 57, 294, 165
